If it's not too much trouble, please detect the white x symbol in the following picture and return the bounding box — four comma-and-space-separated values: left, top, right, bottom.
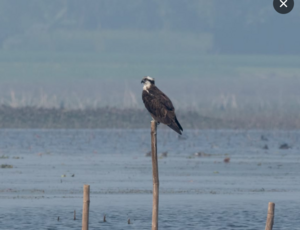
280, 0, 288, 7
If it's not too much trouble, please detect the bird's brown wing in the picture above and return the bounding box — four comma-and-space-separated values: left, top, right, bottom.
142, 87, 183, 134
142, 90, 168, 120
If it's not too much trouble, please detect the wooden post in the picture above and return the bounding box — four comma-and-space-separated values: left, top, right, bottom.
74, 210, 76, 220
151, 121, 159, 230
265, 202, 275, 230
82, 184, 90, 230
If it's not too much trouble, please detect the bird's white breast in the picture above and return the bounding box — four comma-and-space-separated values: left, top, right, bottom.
143, 81, 151, 93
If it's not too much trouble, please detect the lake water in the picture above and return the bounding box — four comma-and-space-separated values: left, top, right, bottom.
0, 129, 300, 230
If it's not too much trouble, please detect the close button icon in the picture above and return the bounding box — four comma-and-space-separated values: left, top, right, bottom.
280, 0, 288, 8
274, 0, 294, 14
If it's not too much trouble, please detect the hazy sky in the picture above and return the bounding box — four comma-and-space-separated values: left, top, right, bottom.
0, 0, 299, 54
0, 1, 299, 109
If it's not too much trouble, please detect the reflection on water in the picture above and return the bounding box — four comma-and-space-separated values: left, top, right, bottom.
0, 129, 300, 229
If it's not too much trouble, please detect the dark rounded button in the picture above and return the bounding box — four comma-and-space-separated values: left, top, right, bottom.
273, 0, 294, 14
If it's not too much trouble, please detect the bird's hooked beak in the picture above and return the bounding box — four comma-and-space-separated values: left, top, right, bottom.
141, 78, 145, 84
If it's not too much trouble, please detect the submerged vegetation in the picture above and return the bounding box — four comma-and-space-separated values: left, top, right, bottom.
0, 164, 13, 169
0, 105, 299, 129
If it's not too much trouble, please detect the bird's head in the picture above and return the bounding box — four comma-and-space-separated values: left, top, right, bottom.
141, 76, 155, 87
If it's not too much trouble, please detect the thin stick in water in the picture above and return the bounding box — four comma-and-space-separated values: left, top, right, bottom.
265, 202, 275, 230
151, 121, 159, 230
82, 184, 90, 230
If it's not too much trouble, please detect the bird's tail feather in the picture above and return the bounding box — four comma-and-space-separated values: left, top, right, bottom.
168, 124, 182, 135
168, 117, 183, 135
175, 117, 183, 131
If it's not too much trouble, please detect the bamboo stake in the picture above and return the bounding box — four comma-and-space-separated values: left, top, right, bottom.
265, 202, 275, 230
151, 121, 159, 230
82, 184, 90, 230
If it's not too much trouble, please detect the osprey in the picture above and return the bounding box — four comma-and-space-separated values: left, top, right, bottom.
141, 76, 183, 135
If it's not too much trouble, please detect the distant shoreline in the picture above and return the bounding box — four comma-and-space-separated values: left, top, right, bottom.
0, 105, 299, 129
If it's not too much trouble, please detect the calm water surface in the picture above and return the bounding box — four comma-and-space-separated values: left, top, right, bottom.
0, 129, 300, 230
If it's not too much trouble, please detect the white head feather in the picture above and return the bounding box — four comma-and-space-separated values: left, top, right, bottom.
145, 76, 154, 81
141, 76, 155, 92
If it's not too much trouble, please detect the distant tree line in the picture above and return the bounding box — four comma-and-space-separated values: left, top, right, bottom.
0, 105, 299, 129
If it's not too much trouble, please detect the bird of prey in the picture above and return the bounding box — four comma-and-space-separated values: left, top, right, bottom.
141, 76, 183, 135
